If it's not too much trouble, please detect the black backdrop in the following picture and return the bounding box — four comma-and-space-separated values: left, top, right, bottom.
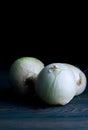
0, 1, 87, 71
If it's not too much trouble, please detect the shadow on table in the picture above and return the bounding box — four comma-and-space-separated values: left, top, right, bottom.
0, 88, 54, 109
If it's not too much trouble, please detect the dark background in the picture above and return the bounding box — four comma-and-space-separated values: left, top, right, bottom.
0, 1, 87, 71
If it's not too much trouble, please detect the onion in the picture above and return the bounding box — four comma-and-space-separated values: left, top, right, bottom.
35, 63, 77, 105
64, 63, 87, 96
9, 57, 44, 94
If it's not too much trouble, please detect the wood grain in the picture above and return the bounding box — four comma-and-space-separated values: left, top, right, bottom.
0, 70, 88, 129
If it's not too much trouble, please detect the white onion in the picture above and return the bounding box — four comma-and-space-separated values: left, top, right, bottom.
64, 63, 87, 96
35, 63, 77, 105
9, 57, 44, 94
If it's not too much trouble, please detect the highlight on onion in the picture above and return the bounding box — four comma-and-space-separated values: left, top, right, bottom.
35, 63, 77, 105
9, 57, 44, 94
64, 63, 87, 96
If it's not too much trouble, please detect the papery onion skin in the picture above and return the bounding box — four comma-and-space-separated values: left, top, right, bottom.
64, 64, 87, 96
9, 57, 44, 94
35, 63, 77, 105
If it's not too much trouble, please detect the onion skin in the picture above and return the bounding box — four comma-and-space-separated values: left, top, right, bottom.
35, 63, 77, 105
9, 57, 44, 94
64, 64, 87, 96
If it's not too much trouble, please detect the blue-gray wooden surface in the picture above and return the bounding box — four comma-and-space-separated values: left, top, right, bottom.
0, 70, 88, 130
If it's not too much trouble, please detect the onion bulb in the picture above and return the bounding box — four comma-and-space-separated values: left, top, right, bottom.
35, 63, 77, 105
64, 63, 87, 96
9, 57, 44, 94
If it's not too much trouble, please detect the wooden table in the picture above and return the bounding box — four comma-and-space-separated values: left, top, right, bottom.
0, 70, 88, 130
